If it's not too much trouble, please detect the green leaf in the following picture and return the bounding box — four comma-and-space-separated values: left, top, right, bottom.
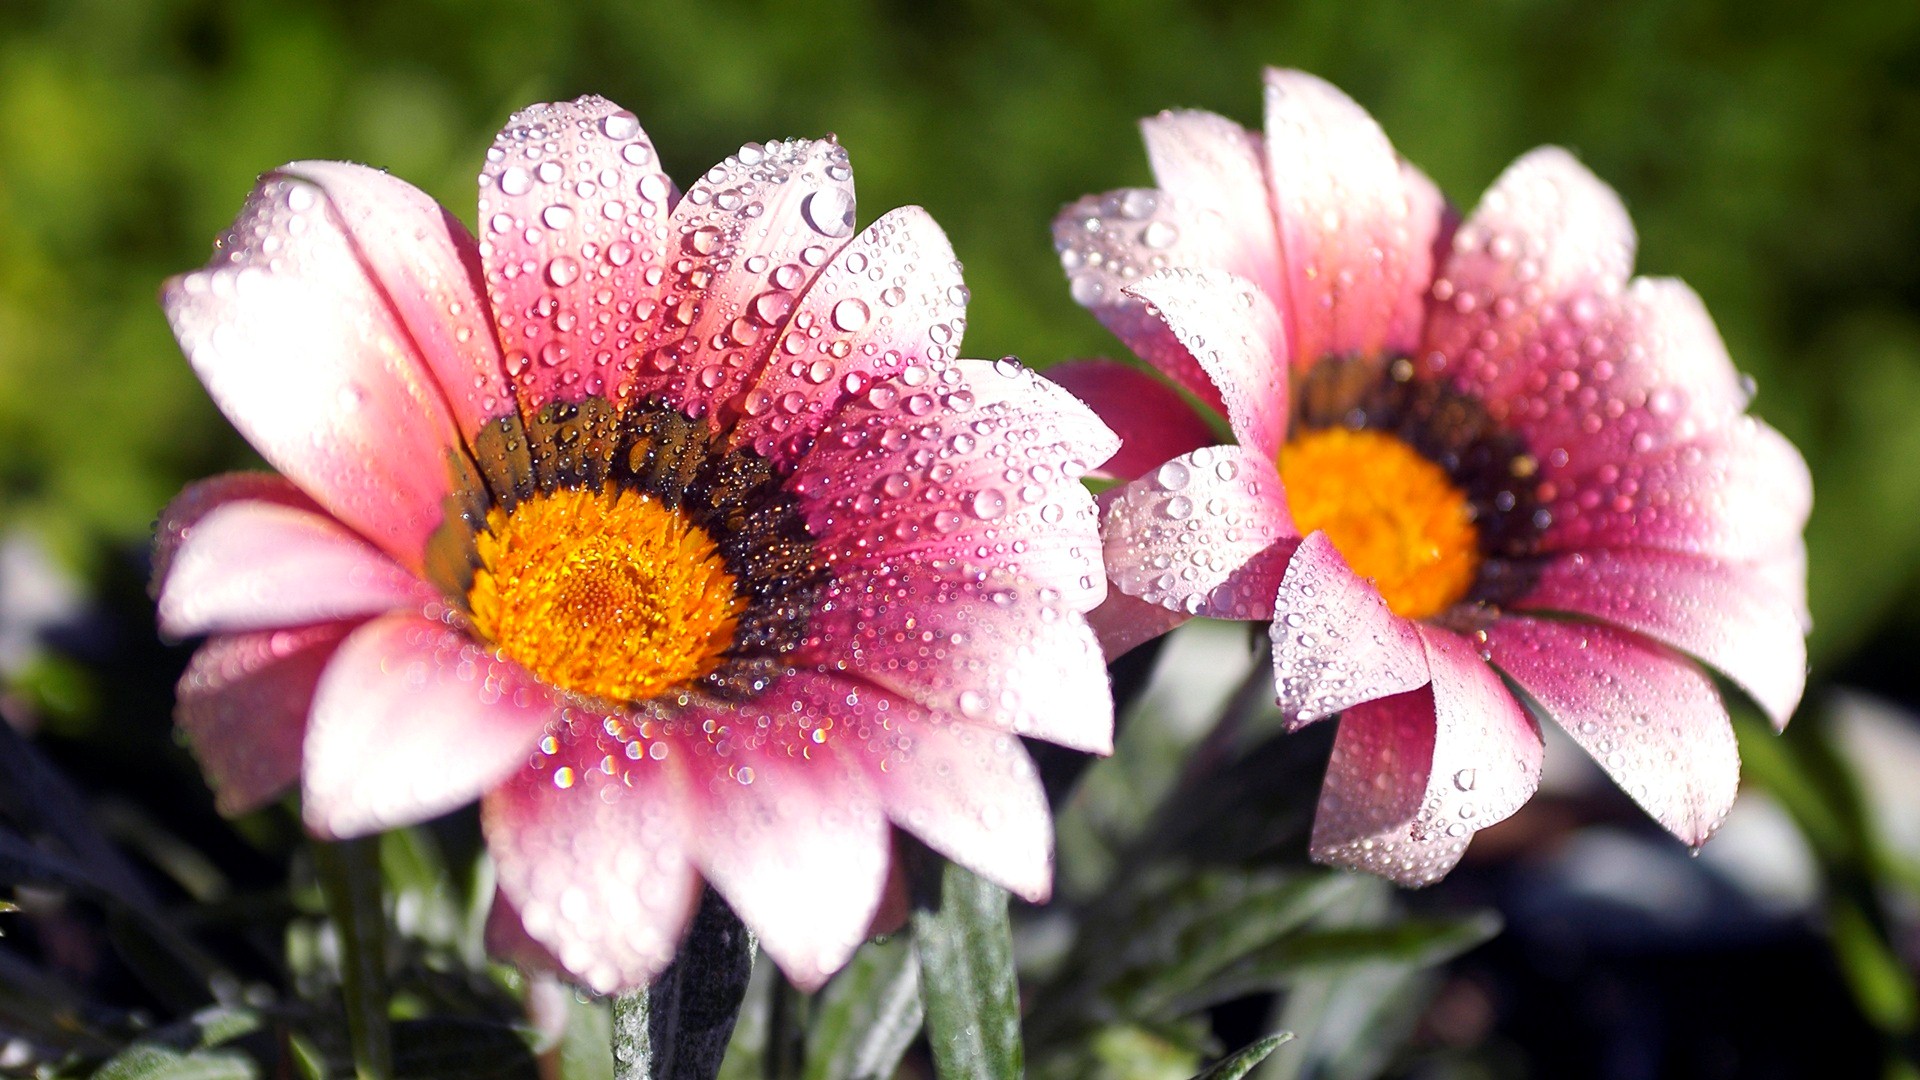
314, 836, 394, 1080
612, 886, 756, 1080
557, 993, 615, 1080
1190, 1033, 1293, 1080
1167, 913, 1501, 1016
803, 935, 923, 1080
93, 1045, 258, 1080
390, 1017, 540, 1079
1028, 868, 1359, 1049
1831, 897, 1918, 1034
1110, 871, 1360, 1016
911, 856, 1023, 1079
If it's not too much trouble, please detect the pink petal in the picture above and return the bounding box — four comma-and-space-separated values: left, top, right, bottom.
844, 682, 1054, 903
1430, 276, 1750, 463
1083, 586, 1191, 661
1310, 693, 1463, 885
1267, 532, 1429, 728
675, 676, 892, 990
477, 96, 677, 425
1537, 414, 1811, 567
1054, 187, 1231, 416
799, 562, 1113, 755
789, 358, 1117, 611
302, 613, 558, 838
1261, 69, 1442, 367
482, 710, 701, 994
152, 472, 322, 585
730, 206, 968, 467
163, 172, 468, 574
482, 889, 565, 979
1101, 445, 1298, 620
156, 499, 433, 639
1515, 547, 1808, 728
1042, 360, 1216, 483
278, 161, 510, 440
1125, 268, 1289, 458
1140, 109, 1285, 311
1484, 616, 1738, 845
175, 622, 356, 816
1310, 626, 1543, 886
646, 137, 861, 426
1425, 147, 1636, 353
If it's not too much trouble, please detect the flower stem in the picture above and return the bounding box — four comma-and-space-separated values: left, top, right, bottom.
613, 886, 755, 1080
313, 836, 392, 1080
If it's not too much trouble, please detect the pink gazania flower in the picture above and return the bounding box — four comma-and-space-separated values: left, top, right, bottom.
153, 95, 1118, 991
1051, 69, 1810, 885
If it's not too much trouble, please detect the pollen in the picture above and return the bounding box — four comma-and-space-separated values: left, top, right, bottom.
1278, 427, 1481, 621
467, 486, 744, 703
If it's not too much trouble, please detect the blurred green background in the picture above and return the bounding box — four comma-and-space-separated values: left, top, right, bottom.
3, 0, 1918, 682
3, 0, 1920, 1075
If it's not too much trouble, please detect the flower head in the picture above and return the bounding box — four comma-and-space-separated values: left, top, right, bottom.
155, 96, 1117, 990
1056, 70, 1809, 885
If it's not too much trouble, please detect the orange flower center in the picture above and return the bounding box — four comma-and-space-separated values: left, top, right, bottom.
467, 487, 744, 702
1278, 427, 1481, 620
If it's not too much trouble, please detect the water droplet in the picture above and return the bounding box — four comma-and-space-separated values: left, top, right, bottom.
600, 111, 641, 140
971, 489, 1008, 519
546, 255, 581, 287
1140, 220, 1179, 249
831, 298, 871, 332
802, 188, 855, 237
498, 166, 532, 196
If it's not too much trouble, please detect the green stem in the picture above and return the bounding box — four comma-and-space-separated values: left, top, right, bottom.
613, 886, 756, 1080
314, 836, 392, 1080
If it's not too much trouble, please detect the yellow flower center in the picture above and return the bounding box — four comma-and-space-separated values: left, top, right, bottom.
1278, 427, 1481, 621
467, 487, 744, 702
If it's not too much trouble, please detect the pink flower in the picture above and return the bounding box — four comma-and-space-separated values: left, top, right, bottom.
1055, 70, 1809, 885
154, 95, 1117, 990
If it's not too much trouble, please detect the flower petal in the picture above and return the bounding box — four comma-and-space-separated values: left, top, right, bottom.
153, 472, 323, 584
156, 499, 432, 639
279, 161, 510, 440
1537, 414, 1811, 566
1425, 146, 1636, 348
175, 622, 356, 816
1140, 108, 1285, 309
163, 172, 468, 574
1261, 68, 1441, 366
677, 676, 891, 990
1125, 268, 1289, 458
477, 95, 677, 423
800, 562, 1113, 755
1310, 626, 1542, 886
845, 682, 1054, 902
1101, 445, 1298, 620
1054, 187, 1231, 416
790, 358, 1116, 610
1485, 616, 1737, 845
650, 137, 861, 425
482, 889, 565, 980
1083, 586, 1191, 661
1267, 532, 1429, 727
732, 206, 968, 467
1514, 547, 1808, 728
482, 710, 701, 994
303, 613, 558, 838
1042, 360, 1216, 483
1429, 275, 1750, 464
